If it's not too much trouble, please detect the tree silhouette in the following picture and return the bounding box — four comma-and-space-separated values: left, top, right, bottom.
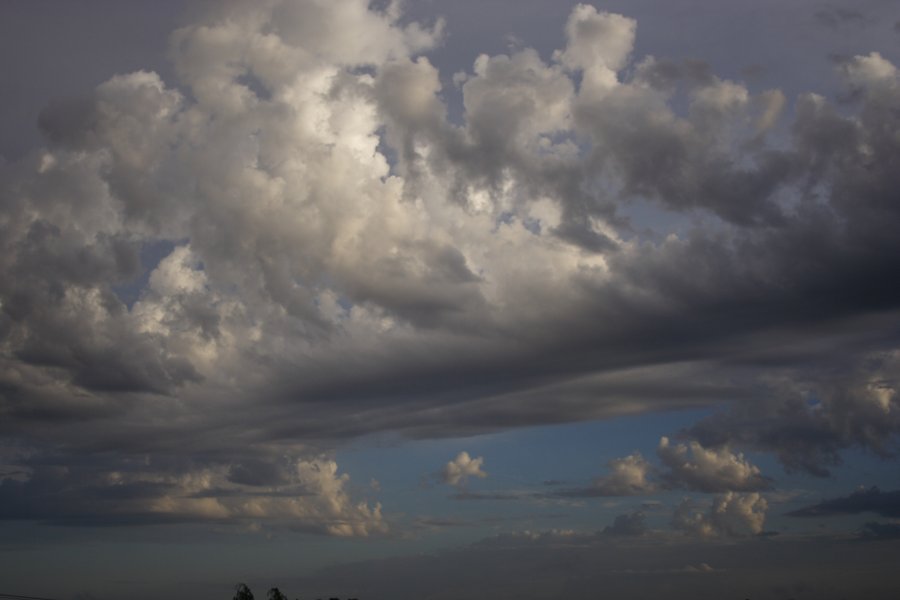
233, 583, 254, 600
267, 588, 288, 600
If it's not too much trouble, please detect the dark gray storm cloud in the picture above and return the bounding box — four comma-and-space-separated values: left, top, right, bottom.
788, 487, 900, 518
0, 0, 899, 532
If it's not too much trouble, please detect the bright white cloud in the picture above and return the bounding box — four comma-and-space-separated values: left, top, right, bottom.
672, 492, 768, 538
441, 452, 487, 487
557, 4, 636, 98
657, 437, 769, 493
591, 452, 656, 496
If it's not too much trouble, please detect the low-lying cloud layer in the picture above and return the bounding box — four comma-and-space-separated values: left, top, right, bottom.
788, 486, 900, 519
1, 0, 899, 533
292, 529, 900, 600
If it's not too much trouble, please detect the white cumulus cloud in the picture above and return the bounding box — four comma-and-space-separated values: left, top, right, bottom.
672, 492, 768, 538
657, 437, 770, 493
441, 451, 487, 487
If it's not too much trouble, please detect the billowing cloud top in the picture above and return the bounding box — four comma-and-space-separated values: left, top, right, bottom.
1, 0, 899, 534
441, 451, 487, 487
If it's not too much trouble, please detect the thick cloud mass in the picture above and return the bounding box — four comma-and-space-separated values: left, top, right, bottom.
657, 437, 770, 493
672, 492, 768, 538
788, 486, 900, 519
1, 0, 900, 532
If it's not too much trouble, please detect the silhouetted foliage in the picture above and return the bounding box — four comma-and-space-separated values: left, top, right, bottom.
267, 588, 288, 600
233, 583, 254, 600
231, 583, 354, 600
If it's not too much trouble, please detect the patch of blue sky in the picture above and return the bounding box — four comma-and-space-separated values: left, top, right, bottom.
340, 403, 900, 541
338, 407, 717, 534
343, 407, 712, 482
373, 125, 400, 179
235, 71, 272, 102
615, 195, 702, 243
111, 238, 181, 308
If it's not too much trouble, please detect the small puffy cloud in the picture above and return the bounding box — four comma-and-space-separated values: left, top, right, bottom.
839, 52, 898, 89
549, 452, 655, 498
557, 4, 636, 72
557, 5, 635, 100
441, 452, 487, 487
672, 492, 768, 538
593, 452, 656, 496
602, 511, 648, 536
657, 437, 770, 493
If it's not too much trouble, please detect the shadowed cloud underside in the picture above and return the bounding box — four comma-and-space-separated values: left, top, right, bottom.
1, 1, 899, 598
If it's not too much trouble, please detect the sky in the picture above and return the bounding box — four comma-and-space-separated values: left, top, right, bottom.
1, 1, 899, 599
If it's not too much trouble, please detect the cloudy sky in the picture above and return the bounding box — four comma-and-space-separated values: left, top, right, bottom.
1, 1, 900, 598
